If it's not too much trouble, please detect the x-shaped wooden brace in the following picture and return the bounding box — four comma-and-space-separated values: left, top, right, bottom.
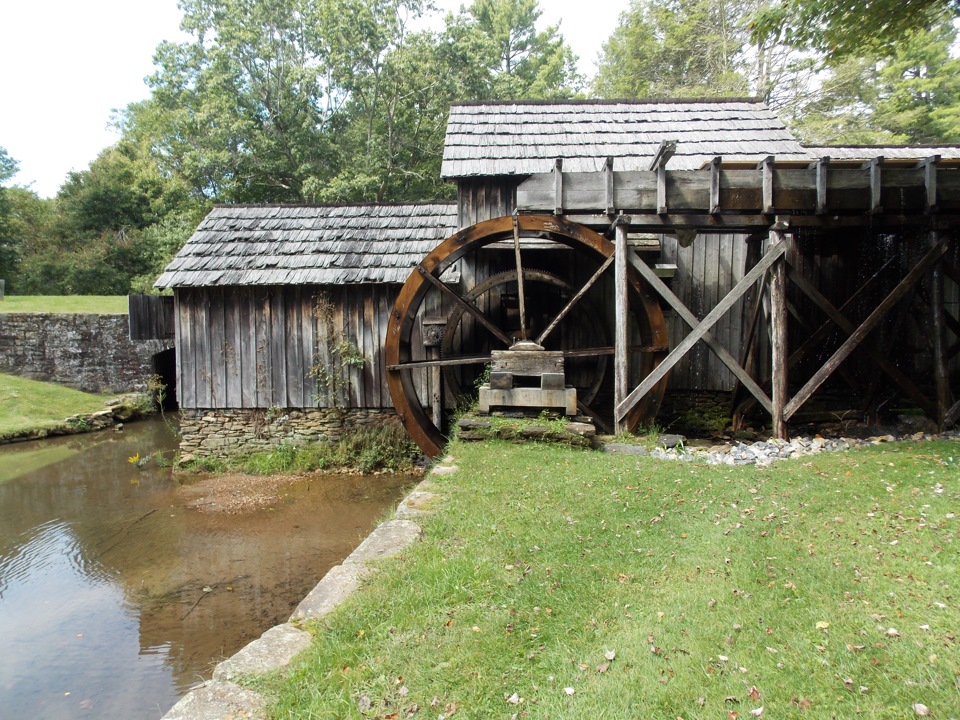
782, 233, 953, 422
616, 237, 787, 423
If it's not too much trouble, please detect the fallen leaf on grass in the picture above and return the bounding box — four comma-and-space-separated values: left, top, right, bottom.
816, 621, 830, 631
506, 693, 520, 705
605, 649, 616, 661
749, 708, 764, 717
358, 695, 372, 713
912, 703, 931, 716
886, 627, 901, 637
748, 686, 760, 701
564, 687, 575, 696
596, 662, 610, 673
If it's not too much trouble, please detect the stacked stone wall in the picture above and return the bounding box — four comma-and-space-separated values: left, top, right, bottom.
178, 407, 400, 459
0, 313, 172, 393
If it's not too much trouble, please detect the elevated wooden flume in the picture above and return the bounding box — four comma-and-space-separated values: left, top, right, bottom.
517, 149, 960, 229
387, 147, 960, 457
517, 148, 960, 443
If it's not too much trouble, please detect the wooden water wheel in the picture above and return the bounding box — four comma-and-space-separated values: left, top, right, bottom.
385, 215, 670, 457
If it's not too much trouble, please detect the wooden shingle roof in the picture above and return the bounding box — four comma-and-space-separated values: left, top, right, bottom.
803, 145, 960, 161
441, 99, 809, 178
154, 203, 458, 288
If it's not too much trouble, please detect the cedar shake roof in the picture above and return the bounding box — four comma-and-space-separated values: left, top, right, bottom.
441, 98, 810, 178
154, 203, 458, 288
803, 145, 960, 161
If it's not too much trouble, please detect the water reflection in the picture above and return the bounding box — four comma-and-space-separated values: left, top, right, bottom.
0, 419, 414, 719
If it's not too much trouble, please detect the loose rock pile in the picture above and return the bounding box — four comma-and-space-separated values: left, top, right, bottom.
604, 429, 960, 467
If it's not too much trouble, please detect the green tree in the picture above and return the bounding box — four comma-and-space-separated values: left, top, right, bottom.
460, 0, 581, 99
751, 0, 960, 61
0, 147, 21, 290
593, 0, 750, 98
786, 20, 960, 144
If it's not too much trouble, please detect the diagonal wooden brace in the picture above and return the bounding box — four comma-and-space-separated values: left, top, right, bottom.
617, 239, 787, 421
783, 235, 952, 420
785, 264, 937, 418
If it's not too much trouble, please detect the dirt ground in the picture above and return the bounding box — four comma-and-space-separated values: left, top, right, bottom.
178, 473, 310, 514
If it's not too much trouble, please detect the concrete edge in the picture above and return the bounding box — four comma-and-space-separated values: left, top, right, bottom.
161, 464, 455, 719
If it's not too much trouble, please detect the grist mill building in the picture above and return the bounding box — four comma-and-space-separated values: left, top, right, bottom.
156, 99, 960, 457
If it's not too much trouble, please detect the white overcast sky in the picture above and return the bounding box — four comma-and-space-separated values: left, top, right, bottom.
0, 0, 630, 199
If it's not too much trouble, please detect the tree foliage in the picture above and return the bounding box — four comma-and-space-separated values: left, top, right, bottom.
751, 0, 960, 61
594, 0, 750, 98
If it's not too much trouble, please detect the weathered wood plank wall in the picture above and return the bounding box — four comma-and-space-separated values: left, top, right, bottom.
175, 285, 407, 410
659, 233, 748, 390
128, 295, 175, 340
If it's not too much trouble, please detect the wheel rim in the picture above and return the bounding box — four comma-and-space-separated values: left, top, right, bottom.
385, 215, 669, 457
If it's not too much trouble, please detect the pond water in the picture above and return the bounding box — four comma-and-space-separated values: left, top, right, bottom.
0, 419, 415, 719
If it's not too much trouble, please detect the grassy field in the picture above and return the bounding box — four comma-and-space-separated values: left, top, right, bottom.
260, 438, 960, 719
0, 374, 113, 439
0, 295, 128, 314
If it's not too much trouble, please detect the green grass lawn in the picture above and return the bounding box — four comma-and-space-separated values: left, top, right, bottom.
0, 374, 114, 439
0, 295, 128, 314
261, 438, 960, 719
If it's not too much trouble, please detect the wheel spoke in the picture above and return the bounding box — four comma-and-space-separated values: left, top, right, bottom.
388, 355, 491, 371
512, 214, 528, 340
417, 265, 511, 346
536, 254, 615, 346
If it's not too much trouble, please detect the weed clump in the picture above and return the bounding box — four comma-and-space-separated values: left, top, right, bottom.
178, 424, 420, 475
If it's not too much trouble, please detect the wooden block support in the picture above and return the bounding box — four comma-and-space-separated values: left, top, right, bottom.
489, 372, 513, 390
541, 372, 565, 390
478, 386, 578, 416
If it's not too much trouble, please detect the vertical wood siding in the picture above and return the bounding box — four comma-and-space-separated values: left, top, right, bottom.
660, 233, 749, 390
176, 285, 402, 409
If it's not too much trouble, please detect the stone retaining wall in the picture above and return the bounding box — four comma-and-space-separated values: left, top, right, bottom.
178, 407, 400, 459
0, 313, 172, 393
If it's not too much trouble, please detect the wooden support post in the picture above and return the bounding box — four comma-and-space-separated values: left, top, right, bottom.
604, 156, 615, 216
709, 156, 722, 215
815, 157, 829, 215
930, 234, 951, 427
649, 140, 676, 216
614, 217, 630, 433
553, 158, 563, 216
868, 157, 883, 214
921, 155, 940, 213
769, 225, 789, 439
760, 156, 775, 215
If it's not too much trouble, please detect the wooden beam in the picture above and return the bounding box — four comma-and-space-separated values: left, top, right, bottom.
868, 157, 883, 214
617, 238, 787, 420
783, 234, 952, 419
554, 158, 563, 216
760, 156, 775, 214
815, 157, 829, 214
931, 254, 951, 426
614, 219, 630, 433
709, 156, 722, 215
605, 156, 615, 215
921, 155, 940, 213
649, 140, 676, 216
770, 226, 789, 439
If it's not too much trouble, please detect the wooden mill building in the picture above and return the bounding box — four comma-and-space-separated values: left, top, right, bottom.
154, 202, 456, 458
158, 99, 960, 457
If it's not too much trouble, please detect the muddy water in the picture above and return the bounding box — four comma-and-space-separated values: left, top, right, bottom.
0, 419, 415, 719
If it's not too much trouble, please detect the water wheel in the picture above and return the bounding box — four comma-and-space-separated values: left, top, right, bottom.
385, 215, 669, 457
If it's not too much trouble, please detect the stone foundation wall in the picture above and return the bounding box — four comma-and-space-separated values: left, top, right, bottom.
657, 390, 734, 433
178, 407, 400, 459
0, 313, 173, 393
